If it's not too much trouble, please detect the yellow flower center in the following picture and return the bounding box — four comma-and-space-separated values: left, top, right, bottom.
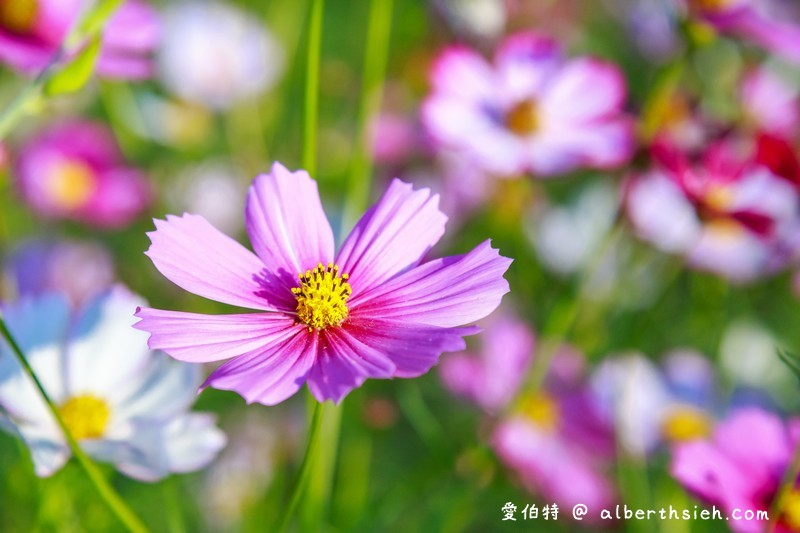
704, 184, 735, 212
518, 392, 560, 430
661, 406, 712, 442
291, 263, 352, 331
59, 394, 111, 440
781, 489, 800, 531
505, 99, 539, 136
47, 160, 96, 210
0, 0, 38, 34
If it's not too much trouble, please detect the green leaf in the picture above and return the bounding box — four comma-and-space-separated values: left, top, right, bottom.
777, 349, 800, 383
74, 0, 125, 41
43, 36, 102, 96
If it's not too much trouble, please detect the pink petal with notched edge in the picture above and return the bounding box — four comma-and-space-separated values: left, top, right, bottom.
540, 58, 626, 124
202, 325, 315, 406
133, 308, 298, 362
145, 213, 279, 311
337, 179, 448, 296
350, 240, 511, 328
429, 46, 495, 104
343, 318, 476, 378
245, 163, 335, 282
305, 327, 397, 403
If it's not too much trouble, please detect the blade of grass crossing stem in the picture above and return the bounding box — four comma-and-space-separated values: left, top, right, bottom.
0, 315, 150, 533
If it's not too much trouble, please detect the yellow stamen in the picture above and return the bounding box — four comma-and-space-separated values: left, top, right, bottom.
518, 392, 559, 430
0, 0, 38, 34
661, 406, 712, 442
291, 263, 352, 331
505, 99, 539, 136
704, 184, 735, 212
59, 394, 111, 440
47, 160, 96, 210
781, 489, 800, 531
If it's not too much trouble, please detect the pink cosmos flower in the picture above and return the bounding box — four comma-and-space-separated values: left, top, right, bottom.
493, 349, 618, 521
439, 309, 534, 413
14, 120, 151, 228
422, 32, 633, 177
0, 0, 160, 79
133, 162, 512, 405
626, 139, 800, 281
688, 0, 800, 64
671, 408, 800, 533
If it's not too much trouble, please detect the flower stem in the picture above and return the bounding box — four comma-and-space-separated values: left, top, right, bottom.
276, 400, 324, 533
525, 218, 624, 392
302, 0, 325, 176
0, 315, 150, 533
344, 0, 394, 226
768, 440, 800, 532
0, 0, 124, 141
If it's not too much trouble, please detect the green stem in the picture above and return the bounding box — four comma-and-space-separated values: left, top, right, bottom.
525, 219, 624, 393
344, 0, 394, 225
0, 0, 124, 141
0, 316, 150, 533
302, 0, 324, 175
276, 401, 324, 533
768, 441, 800, 532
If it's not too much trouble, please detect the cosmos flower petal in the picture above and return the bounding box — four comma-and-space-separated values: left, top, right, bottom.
531, 119, 634, 171
344, 318, 476, 378
67, 286, 152, 398
0, 295, 70, 423
245, 162, 335, 278
12, 424, 70, 478
429, 46, 495, 103
110, 415, 227, 482
670, 440, 755, 514
111, 355, 201, 422
145, 213, 278, 311
134, 308, 299, 363
202, 325, 316, 406
541, 58, 626, 123
351, 240, 511, 328
305, 327, 397, 403
337, 179, 448, 295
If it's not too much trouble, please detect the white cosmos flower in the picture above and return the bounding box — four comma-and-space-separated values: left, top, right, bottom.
157, 2, 284, 110
0, 286, 226, 480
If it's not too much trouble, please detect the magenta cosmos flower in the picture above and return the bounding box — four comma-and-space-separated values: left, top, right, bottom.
134, 163, 512, 405
687, 0, 800, 64
671, 408, 800, 533
14, 120, 151, 228
626, 139, 800, 281
0, 0, 159, 79
422, 32, 633, 178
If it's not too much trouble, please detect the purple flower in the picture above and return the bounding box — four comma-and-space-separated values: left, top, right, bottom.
492, 349, 618, 521
439, 309, 534, 413
4, 239, 114, 307
134, 162, 512, 405
14, 120, 151, 228
0, 0, 160, 79
422, 32, 633, 177
671, 408, 800, 532
689, 0, 800, 64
